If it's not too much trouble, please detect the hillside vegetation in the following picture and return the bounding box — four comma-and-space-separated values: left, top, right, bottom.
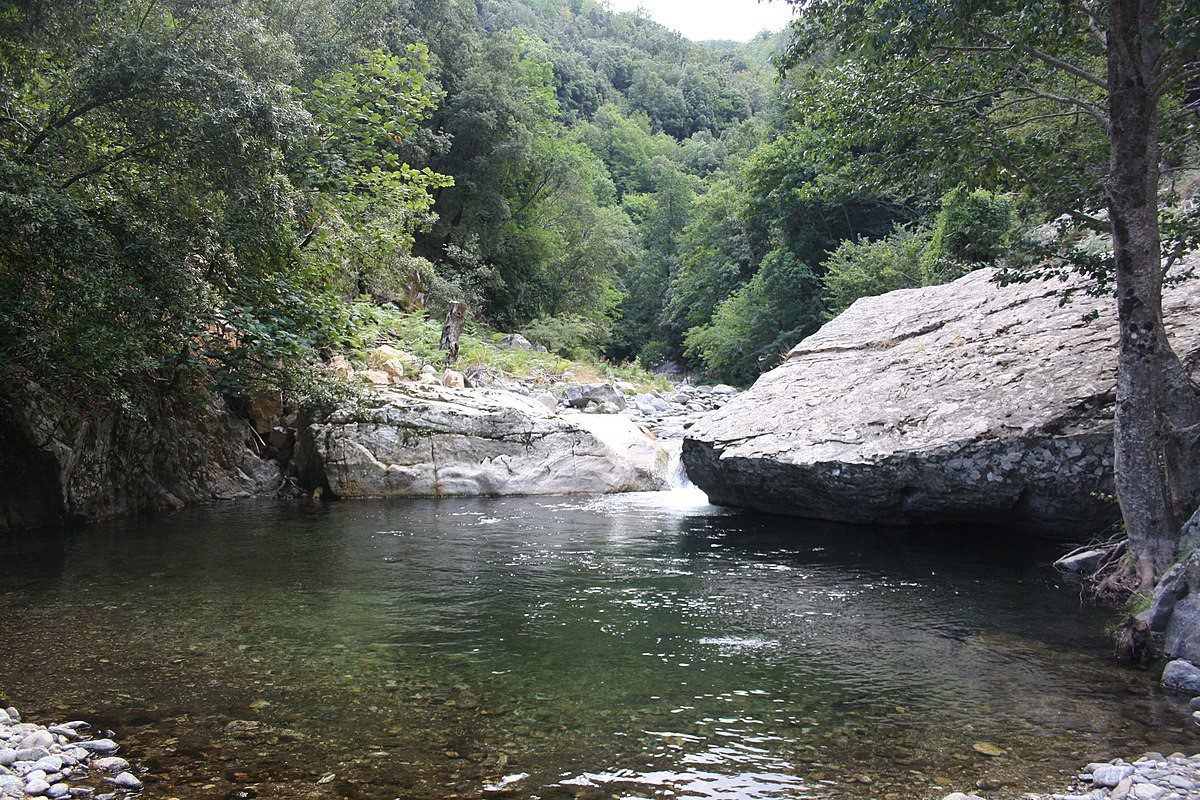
0, 0, 1027, 403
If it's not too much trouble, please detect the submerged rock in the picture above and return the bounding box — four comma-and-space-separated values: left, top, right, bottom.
684, 268, 1200, 536
297, 384, 669, 497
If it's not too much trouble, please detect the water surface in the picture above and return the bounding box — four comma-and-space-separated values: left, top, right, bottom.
0, 490, 1193, 799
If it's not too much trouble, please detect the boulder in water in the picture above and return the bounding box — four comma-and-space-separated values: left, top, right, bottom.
683, 268, 1200, 536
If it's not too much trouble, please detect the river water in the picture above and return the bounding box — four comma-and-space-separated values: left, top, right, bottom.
0, 488, 1194, 799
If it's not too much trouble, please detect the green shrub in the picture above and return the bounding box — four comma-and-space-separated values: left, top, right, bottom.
520, 314, 612, 360
822, 188, 1019, 315
684, 249, 824, 385
822, 225, 931, 315
925, 187, 1018, 273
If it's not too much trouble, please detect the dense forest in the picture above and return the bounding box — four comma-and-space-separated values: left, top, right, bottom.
0, 0, 1030, 402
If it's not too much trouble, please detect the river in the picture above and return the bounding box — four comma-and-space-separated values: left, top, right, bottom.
0, 487, 1192, 799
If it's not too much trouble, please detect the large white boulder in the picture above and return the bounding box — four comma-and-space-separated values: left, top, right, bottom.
297, 384, 669, 497
683, 268, 1200, 536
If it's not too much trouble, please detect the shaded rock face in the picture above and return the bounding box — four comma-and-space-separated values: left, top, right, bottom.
297, 384, 670, 497
0, 382, 281, 532
1141, 544, 1200, 666
683, 268, 1200, 536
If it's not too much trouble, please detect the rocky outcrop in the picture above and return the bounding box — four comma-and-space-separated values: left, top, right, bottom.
296, 384, 670, 497
683, 268, 1200, 536
0, 381, 281, 532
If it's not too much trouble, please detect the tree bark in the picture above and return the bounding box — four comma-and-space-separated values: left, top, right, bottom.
1107, 0, 1200, 586
440, 301, 467, 363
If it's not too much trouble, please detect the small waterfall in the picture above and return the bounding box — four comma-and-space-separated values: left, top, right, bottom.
659, 441, 709, 506
664, 444, 693, 490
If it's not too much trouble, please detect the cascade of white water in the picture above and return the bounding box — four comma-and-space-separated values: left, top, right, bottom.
655, 441, 710, 507
664, 446, 693, 490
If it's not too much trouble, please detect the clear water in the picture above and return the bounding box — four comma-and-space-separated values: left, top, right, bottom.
0, 491, 1194, 800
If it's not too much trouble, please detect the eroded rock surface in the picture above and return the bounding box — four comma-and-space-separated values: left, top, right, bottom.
683, 268, 1200, 536
0, 382, 280, 531
297, 384, 670, 497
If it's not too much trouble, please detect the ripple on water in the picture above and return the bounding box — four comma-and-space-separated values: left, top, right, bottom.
0, 495, 1193, 800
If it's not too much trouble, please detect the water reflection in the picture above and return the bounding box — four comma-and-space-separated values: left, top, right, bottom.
0, 494, 1193, 800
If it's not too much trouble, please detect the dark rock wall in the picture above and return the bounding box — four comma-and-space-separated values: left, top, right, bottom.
0, 382, 281, 532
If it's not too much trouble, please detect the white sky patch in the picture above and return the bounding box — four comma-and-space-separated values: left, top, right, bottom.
606, 0, 796, 42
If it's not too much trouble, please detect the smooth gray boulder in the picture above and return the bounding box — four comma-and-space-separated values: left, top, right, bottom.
1162, 659, 1200, 694
297, 384, 669, 497
683, 268, 1200, 536
1055, 549, 1108, 574
565, 383, 627, 410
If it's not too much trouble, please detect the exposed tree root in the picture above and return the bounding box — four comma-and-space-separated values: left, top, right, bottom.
1056, 533, 1138, 603
1055, 535, 1157, 664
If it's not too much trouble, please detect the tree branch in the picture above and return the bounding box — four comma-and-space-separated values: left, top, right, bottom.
1157, 61, 1200, 96
23, 92, 131, 156
970, 26, 1109, 90
59, 139, 165, 188
1073, 1, 1108, 48
988, 110, 1095, 132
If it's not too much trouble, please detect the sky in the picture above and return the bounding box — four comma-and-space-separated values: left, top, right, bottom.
605, 0, 796, 42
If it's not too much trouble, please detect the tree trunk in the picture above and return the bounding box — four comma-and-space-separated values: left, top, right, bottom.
440, 301, 467, 363
1107, 0, 1200, 586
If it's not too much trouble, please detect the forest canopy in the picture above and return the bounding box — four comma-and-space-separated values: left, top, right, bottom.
5, 0, 1190, 401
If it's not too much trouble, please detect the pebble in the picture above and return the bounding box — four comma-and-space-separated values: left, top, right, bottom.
25, 778, 51, 796
32, 756, 63, 773
1094, 765, 1136, 787
16, 748, 50, 762
110, 773, 141, 791
18, 732, 55, 751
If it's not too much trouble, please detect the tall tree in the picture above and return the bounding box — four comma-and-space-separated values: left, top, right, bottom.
786, 0, 1200, 586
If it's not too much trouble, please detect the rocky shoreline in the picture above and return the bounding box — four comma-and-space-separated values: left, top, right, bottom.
0, 707, 142, 798
943, 752, 1200, 800
7, 697, 1200, 800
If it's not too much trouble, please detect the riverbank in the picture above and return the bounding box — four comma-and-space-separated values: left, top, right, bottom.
0, 706, 142, 798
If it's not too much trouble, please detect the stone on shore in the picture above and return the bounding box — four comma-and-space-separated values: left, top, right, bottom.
1141, 550, 1200, 667
1162, 659, 1200, 694
684, 268, 1200, 536
945, 753, 1200, 800
565, 383, 627, 411
1055, 549, 1108, 574
0, 706, 142, 798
